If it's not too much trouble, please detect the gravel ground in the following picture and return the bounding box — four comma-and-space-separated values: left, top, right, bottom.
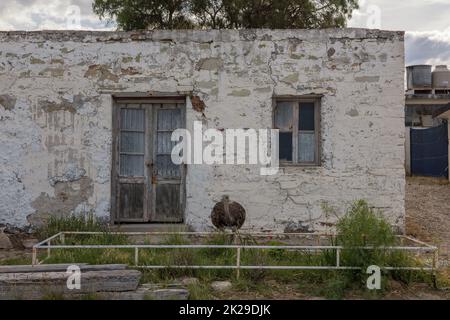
406, 177, 450, 266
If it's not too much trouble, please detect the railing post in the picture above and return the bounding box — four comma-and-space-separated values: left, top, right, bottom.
60, 233, 65, 245
336, 248, 340, 268
47, 240, 51, 259
433, 248, 439, 270
431, 247, 440, 289
236, 247, 241, 280
135, 247, 139, 266
32, 247, 38, 266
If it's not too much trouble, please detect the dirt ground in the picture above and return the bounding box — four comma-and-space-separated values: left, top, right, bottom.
405, 176, 450, 265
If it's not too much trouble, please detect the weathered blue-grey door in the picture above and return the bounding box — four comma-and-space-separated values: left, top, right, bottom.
152, 103, 185, 223
112, 100, 185, 223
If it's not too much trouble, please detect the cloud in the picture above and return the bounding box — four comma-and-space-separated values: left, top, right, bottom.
406, 29, 450, 67
349, 0, 450, 32
348, 1, 450, 67
0, 0, 112, 30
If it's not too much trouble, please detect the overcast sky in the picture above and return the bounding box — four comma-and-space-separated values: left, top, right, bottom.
0, 0, 449, 67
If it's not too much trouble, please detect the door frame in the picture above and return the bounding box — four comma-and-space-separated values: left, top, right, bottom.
111, 96, 187, 224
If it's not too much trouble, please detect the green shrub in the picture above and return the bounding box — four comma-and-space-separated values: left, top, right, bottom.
335, 200, 415, 286
336, 200, 397, 268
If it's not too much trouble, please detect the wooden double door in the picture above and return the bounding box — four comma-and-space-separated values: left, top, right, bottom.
112, 100, 185, 223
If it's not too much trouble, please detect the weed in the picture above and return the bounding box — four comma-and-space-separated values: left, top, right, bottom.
334, 200, 425, 290
187, 282, 213, 300
35, 214, 129, 265
35, 212, 107, 241
336, 200, 398, 268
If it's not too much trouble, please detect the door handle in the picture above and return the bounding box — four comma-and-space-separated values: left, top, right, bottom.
145, 161, 153, 168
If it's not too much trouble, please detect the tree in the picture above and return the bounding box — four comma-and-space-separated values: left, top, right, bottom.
93, 0, 359, 31
93, 0, 193, 30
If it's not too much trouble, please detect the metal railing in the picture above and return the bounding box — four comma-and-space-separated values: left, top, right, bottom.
32, 231, 440, 279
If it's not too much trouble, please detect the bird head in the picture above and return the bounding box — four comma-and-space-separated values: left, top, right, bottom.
222, 195, 230, 204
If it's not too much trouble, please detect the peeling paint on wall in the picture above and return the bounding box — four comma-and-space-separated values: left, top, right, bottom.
29, 177, 93, 226
190, 95, 207, 113
0, 29, 405, 232
0, 95, 16, 111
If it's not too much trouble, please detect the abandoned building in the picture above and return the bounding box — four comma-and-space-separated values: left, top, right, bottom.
405, 65, 450, 179
0, 29, 406, 232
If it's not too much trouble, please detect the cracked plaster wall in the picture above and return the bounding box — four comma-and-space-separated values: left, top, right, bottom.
0, 29, 405, 232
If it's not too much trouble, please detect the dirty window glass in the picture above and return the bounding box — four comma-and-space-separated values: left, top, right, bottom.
120, 108, 145, 177
274, 102, 293, 131
299, 103, 315, 131
274, 98, 320, 165
120, 155, 144, 177
298, 132, 315, 162
279, 132, 293, 161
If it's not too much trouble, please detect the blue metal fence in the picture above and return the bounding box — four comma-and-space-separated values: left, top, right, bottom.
411, 123, 449, 178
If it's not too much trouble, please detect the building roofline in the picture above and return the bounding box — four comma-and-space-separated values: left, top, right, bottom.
0, 28, 405, 43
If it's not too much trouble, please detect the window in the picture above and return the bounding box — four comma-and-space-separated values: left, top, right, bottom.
274, 97, 321, 166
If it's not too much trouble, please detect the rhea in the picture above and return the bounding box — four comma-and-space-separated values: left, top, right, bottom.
211, 195, 246, 231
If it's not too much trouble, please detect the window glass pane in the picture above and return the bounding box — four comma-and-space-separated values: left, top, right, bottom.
275, 102, 293, 131
156, 155, 181, 178
120, 132, 144, 154
298, 132, 315, 163
120, 108, 144, 131
157, 132, 178, 154
279, 132, 293, 161
158, 108, 182, 131
299, 103, 315, 131
120, 155, 144, 177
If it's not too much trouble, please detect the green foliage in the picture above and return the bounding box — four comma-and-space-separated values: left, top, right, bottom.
336, 200, 399, 269
92, 0, 359, 31
335, 200, 421, 287
35, 213, 108, 241
0, 257, 32, 266
187, 282, 213, 300
338, 200, 397, 248
35, 214, 129, 265
320, 273, 351, 300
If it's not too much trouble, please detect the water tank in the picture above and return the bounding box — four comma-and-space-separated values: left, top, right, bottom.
432, 65, 450, 88
407, 65, 432, 90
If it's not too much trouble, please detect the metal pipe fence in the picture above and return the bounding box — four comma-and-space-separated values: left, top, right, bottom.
32, 232, 440, 279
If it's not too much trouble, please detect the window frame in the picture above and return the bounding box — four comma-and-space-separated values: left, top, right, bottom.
273, 96, 322, 167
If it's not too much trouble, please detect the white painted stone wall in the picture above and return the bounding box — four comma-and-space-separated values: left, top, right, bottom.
0, 29, 405, 232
